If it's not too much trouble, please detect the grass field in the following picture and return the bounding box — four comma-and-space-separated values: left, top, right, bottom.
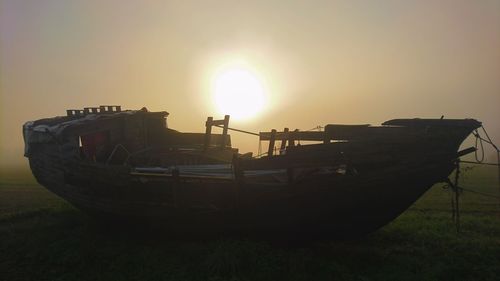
1, 165, 499, 281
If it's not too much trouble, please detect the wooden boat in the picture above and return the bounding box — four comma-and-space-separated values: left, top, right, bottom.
23, 106, 481, 240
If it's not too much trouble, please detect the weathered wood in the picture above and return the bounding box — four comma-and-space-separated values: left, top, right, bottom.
260, 125, 371, 142
220, 115, 230, 149
204, 117, 213, 151
258, 124, 472, 143
457, 147, 476, 158
324, 124, 370, 140
289, 129, 298, 146
260, 130, 324, 141
267, 129, 277, 156
280, 128, 289, 152
23, 108, 484, 240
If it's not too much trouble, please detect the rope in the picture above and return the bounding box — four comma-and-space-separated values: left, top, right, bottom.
473, 129, 485, 163
443, 179, 461, 233
469, 126, 500, 202
443, 175, 500, 235
481, 126, 499, 151
459, 187, 500, 200
446, 128, 500, 233
213, 125, 259, 136
479, 126, 500, 194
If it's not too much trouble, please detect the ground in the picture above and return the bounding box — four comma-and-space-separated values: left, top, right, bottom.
0, 165, 499, 281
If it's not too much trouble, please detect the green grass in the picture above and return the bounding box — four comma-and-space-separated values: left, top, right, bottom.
1, 165, 499, 281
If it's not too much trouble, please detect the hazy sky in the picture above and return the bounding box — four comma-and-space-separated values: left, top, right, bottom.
1, 0, 500, 167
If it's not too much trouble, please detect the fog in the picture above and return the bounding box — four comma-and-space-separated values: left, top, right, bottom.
1, 0, 499, 167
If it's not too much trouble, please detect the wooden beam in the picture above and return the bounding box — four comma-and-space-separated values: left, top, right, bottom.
289, 129, 298, 146
457, 147, 476, 158
204, 117, 213, 151
267, 129, 277, 156
260, 130, 325, 141
220, 115, 230, 149
259, 125, 375, 142
280, 128, 289, 152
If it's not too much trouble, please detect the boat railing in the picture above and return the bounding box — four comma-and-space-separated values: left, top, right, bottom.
204, 115, 231, 151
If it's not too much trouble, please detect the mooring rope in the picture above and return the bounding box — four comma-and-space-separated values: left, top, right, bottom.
446, 125, 500, 233
473, 129, 485, 163
459, 186, 500, 200
443, 167, 500, 234
479, 126, 500, 191
213, 124, 260, 136
476, 126, 500, 197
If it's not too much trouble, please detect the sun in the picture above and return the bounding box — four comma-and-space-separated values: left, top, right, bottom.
212, 66, 267, 121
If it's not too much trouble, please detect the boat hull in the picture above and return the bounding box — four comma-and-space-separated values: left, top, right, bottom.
28, 145, 454, 240
23, 110, 481, 240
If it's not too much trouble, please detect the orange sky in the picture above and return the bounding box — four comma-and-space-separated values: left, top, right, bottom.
1, 0, 500, 167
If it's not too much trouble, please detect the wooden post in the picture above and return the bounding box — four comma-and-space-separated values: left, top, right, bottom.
323, 129, 330, 144
289, 129, 298, 147
268, 129, 277, 157
220, 115, 230, 149
280, 128, 289, 154
204, 117, 213, 151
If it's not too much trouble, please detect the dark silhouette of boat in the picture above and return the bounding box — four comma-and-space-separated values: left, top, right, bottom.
23, 106, 481, 240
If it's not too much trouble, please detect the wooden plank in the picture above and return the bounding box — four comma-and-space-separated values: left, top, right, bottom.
267, 129, 277, 156
240, 138, 464, 171
258, 125, 463, 143
260, 130, 325, 141
457, 147, 476, 158
204, 117, 213, 151
324, 124, 370, 140
280, 128, 289, 151
220, 115, 230, 149
259, 125, 371, 141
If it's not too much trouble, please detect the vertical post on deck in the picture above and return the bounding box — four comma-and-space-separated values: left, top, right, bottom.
323, 129, 330, 144
280, 128, 289, 154
289, 129, 298, 147
204, 117, 213, 151
268, 129, 277, 157
220, 115, 230, 149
